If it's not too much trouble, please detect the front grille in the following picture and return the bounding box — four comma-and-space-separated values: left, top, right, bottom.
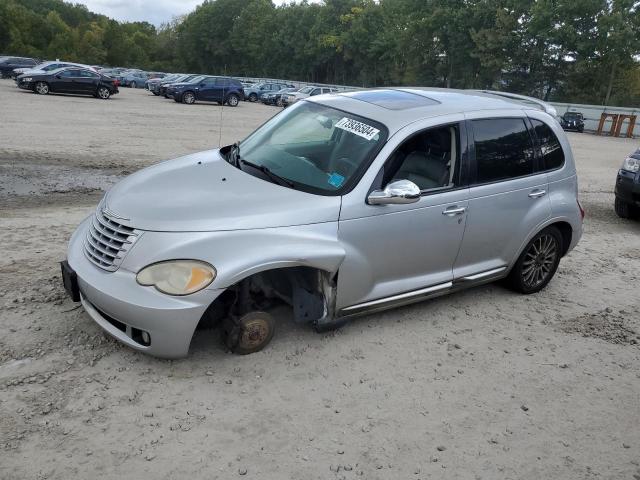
84, 210, 140, 271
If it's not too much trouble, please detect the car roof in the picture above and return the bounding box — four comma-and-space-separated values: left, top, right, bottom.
310, 88, 549, 135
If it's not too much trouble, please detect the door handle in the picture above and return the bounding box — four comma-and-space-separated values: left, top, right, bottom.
442, 206, 466, 216
528, 189, 547, 198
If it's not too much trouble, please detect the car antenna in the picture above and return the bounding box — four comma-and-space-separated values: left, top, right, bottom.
217, 65, 227, 148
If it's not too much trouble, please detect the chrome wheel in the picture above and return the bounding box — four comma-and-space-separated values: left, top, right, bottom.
227, 94, 239, 107
97, 87, 110, 99
521, 234, 558, 288
35, 82, 49, 95
183, 92, 195, 104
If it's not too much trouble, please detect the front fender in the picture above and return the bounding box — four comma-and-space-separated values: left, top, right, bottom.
119, 222, 346, 288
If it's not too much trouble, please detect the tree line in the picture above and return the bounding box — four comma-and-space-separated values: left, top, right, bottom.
1, 0, 639, 106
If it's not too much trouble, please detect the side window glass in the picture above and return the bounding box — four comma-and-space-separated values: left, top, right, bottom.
531, 119, 565, 170
473, 118, 535, 184
384, 125, 460, 191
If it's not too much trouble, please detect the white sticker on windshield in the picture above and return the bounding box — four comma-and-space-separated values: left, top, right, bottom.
335, 117, 380, 141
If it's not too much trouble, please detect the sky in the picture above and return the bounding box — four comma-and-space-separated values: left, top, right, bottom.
74, 0, 296, 26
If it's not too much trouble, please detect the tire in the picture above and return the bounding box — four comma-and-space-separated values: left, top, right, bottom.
97, 86, 111, 99
152, 91, 159, 96
222, 311, 275, 355
130, 81, 137, 89
615, 197, 633, 219
505, 226, 562, 294
34, 81, 49, 95
249, 93, 258, 102
226, 93, 239, 107
276, 97, 283, 107
182, 91, 196, 105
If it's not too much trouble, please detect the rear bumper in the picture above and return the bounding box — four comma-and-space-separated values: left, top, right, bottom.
615, 170, 640, 205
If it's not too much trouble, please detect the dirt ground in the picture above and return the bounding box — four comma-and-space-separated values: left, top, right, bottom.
1, 81, 639, 480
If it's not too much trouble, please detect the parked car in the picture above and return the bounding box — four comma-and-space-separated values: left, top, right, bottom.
244, 81, 294, 102
159, 74, 198, 97
261, 87, 297, 106
61, 88, 583, 358
560, 111, 585, 132
0, 57, 37, 78
168, 76, 244, 106
120, 70, 149, 88
146, 73, 180, 94
281, 86, 338, 106
17, 67, 118, 99
12, 61, 95, 80
614, 147, 640, 219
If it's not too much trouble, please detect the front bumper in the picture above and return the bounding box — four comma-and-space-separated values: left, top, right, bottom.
66, 217, 223, 358
17, 80, 33, 90
615, 169, 640, 206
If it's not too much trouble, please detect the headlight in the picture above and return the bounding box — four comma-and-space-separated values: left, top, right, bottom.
622, 157, 640, 173
136, 260, 216, 295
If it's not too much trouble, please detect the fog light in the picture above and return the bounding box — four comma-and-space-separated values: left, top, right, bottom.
141, 331, 150, 345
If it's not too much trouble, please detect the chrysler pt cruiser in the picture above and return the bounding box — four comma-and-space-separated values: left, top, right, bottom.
61, 88, 583, 357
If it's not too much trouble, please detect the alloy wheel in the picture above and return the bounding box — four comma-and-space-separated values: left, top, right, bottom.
227, 94, 239, 107
97, 87, 110, 99
183, 92, 195, 104
521, 234, 558, 288
35, 82, 49, 95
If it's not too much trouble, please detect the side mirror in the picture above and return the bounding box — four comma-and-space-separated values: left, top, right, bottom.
367, 179, 421, 205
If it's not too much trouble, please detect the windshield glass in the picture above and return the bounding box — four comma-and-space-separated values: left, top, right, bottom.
564, 112, 582, 119
238, 101, 387, 195
298, 86, 314, 94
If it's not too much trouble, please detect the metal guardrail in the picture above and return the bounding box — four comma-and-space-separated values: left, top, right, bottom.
549, 102, 639, 137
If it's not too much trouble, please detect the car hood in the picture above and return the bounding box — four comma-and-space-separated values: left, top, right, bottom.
19, 68, 45, 75
102, 150, 341, 232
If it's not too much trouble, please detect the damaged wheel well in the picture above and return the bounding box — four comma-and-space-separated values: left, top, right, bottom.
197, 266, 337, 330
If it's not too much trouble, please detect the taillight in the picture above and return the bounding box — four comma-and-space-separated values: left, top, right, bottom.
577, 200, 585, 220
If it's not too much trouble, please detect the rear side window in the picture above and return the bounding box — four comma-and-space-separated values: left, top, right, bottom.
472, 118, 535, 184
530, 119, 565, 170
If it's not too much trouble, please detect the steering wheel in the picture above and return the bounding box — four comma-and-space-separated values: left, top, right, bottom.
333, 156, 359, 176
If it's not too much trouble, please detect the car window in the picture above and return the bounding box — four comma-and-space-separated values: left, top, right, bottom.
472, 118, 535, 184
58, 70, 76, 78
240, 101, 387, 195
383, 124, 460, 191
215, 78, 230, 86
531, 119, 565, 171
310, 88, 321, 96
77, 70, 98, 78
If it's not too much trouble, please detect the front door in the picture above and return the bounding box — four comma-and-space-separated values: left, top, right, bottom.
337, 122, 469, 312
453, 116, 551, 279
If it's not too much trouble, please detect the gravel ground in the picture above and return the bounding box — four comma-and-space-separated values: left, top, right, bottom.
1, 81, 639, 480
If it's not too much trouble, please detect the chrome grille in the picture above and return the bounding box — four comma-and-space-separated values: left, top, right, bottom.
84, 210, 140, 271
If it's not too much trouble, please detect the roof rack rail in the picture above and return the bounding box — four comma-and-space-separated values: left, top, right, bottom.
471, 90, 558, 117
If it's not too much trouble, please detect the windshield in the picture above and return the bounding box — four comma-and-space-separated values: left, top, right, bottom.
564, 112, 582, 119
238, 101, 387, 195
186, 75, 206, 84
298, 86, 314, 94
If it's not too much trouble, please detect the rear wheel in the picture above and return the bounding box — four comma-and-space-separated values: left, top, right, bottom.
249, 92, 258, 102
505, 226, 562, 294
182, 91, 196, 104
226, 93, 239, 107
222, 311, 275, 355
34, 81, 49, 95
97, 87, 111, 99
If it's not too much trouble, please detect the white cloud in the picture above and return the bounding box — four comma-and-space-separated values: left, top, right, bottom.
75, 0, 296, 26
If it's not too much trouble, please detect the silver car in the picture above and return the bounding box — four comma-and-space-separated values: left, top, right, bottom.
62, 88, 583, 358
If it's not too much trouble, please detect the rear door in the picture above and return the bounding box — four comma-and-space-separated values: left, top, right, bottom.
74, 70, 100, 93
453, 114, 551, 280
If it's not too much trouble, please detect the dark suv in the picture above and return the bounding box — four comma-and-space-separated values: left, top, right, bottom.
614, 148, 640, 219
170, 76, 244, 106
0, 56, 37, 78
560, 112, 585, 133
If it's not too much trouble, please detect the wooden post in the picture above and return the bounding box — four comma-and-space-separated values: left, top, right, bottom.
597, 113, 619, 136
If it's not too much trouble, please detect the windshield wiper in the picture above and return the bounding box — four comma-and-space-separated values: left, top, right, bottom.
239, 159, 295, 189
